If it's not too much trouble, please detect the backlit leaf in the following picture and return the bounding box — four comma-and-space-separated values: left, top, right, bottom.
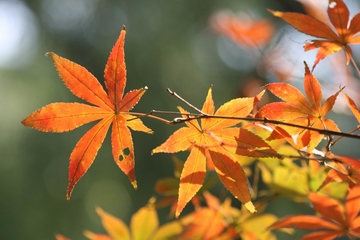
269, 0, 360, 70
130, 198, 158, 240
270, 188, 360, 239
257, 62, 340, 151
95, 207, 131, 240
343, 91, 360, 123
176, 146, 206, 217
152, 86, 265, 216
22, 27, 152, 199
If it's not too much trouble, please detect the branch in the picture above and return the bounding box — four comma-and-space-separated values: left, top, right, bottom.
171, 114, 360, 140
167, 88, 209, 116
128, 109, 360, 140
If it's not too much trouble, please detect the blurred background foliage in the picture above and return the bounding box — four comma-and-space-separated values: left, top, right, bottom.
1, 0, 360, 239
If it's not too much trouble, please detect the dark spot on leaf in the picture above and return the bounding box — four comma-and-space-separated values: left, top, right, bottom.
123, 147, 130, 156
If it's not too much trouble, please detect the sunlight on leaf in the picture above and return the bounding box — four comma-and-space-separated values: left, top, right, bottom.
22, 27, 152, 199
269, 0, 360, 70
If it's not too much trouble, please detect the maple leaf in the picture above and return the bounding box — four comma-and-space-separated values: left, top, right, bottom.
22, 27, 152, 200
269, 186, 360, 239
152, 86, 278, 217
154, 156, 215, 217
343, 91, 360, 123
256, 62, 341, 152
318, 163, 359, 192
269, 0, 360, 70
317, 155, 360, 190
180, 192, 231, 240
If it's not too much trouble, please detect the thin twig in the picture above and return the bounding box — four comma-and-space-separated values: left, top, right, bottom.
149, 110, 201, 116
331, 126, 360, 146
169, 114, 360, 140
350, 55, 360, 77
167, 88, 209, 115
128, 109, 360, 140
123, 111, 173, 124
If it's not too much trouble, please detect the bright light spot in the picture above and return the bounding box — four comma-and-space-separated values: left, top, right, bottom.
216, 37, 256, 71
85, 179, 132, 223
41, 0, 98, 32
329, 1, 337, 8
0, 1, 39, 69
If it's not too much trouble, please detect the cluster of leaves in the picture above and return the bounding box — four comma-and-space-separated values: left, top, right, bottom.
22, 0, 360, 239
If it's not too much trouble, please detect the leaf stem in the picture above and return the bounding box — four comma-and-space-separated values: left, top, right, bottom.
124, 111, 173, 124
350, 55, 360, 77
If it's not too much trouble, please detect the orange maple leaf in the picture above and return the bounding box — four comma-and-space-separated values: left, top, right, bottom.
180, 192, 232, 240
154, 156, 212, 217
317, 155, 360, 192
152, 86, 278, 217
256, 62, 341, 152
343, 91, 360, 124
320, 155, 360, 188
269, 0, 360, 70
22, 27, 152, 200
269, 186, 360, 239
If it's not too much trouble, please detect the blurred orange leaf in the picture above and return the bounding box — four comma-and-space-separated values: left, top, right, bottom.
269, 0, 360, 70
270, 186, 360, 239
55, 234, 71, 240
180, 192, 231, 239
22, 27, 152, 199
212, 11, 274, 48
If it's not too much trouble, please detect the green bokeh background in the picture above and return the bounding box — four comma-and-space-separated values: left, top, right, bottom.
1, 0, 360, 239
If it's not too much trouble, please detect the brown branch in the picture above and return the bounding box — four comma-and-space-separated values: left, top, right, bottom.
129, 109, 360, 140
171, 114, 360, 140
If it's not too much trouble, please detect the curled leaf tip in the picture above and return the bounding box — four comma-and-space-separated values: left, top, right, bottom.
131, 180, 138, 189
45, 52, 54, 57
303, 61, 311, 74
148, 196, 156, 204
244, 201, 257, 213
